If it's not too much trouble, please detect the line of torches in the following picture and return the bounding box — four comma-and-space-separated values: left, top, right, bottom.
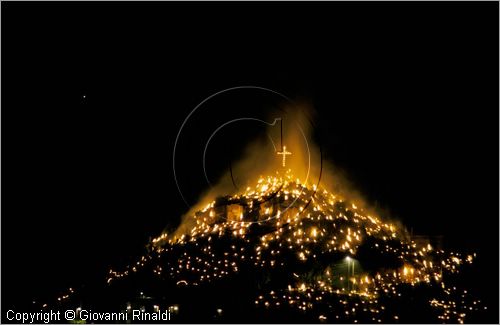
52, 170, 484, 323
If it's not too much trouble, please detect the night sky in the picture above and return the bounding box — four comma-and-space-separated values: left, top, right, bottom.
2, 1, 498, 321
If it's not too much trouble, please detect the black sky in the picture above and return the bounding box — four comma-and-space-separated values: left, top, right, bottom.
2, 1, 498, 320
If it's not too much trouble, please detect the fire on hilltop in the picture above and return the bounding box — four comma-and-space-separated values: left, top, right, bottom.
104, 168, 483, 323
52, 108, 487, 323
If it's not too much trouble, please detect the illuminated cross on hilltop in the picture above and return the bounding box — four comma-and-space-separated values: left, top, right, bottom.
277, 146, 292, 167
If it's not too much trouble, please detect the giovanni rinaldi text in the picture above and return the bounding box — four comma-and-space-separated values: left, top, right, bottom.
6, 309, 172, 323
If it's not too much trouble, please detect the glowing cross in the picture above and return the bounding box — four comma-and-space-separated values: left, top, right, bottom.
277, 146, 292, 167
